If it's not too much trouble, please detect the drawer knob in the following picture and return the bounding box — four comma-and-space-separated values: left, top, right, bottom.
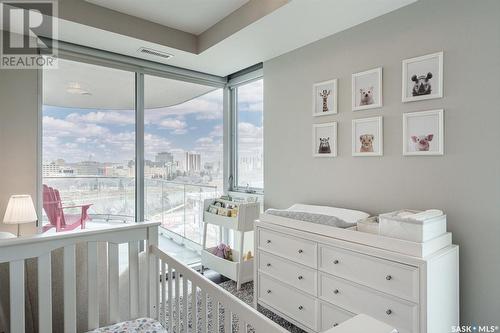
333, 323, 339, 327
333, 289, 339, 294
267, 289, 272, 294
298, 275, 303, 280
266, 240, 271, 244
266, 263, 271, 267
298, 249, 303, 253
333, 259, 339, 264
298, 305, 304, 310
386, 309, 392, 315
386, 275, 392, 280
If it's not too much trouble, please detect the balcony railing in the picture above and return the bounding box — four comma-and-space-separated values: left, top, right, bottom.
42, 176, 221, 247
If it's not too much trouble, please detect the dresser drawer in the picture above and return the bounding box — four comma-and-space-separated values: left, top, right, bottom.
259, 250, 317, 296
320, 301, 355, 331
319, 245, 419, 302
258, 273, 318, 330
258, 228, 317, 268
319, 273, 418, 333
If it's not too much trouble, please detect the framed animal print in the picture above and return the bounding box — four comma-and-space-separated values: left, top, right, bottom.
313, 122, 337, 157
403, 109, 444, 156
402, 51, 443, 102
313, 79, 338, 116
352, 116, 383, 156
352, 67, 382, 111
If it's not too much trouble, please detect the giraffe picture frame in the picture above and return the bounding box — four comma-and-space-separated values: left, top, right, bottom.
312, 79, 338, 116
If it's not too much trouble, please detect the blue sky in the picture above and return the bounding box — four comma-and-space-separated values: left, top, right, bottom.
43, 80, 263, 164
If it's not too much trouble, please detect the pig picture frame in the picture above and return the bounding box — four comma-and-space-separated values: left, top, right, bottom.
403, 109, 444, 156
402, 52, 443, 102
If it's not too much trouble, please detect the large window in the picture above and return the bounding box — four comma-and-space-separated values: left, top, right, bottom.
232, 78, 264, 192
42, 58, 136, 224
144, 74, 223, 246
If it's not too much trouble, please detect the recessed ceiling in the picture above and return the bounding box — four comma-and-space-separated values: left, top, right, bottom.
85, 0, 250, 35
58, 0, 417, 76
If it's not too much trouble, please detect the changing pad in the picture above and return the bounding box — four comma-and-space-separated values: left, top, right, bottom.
87, 318, 166, 333
265, 209, 355, 228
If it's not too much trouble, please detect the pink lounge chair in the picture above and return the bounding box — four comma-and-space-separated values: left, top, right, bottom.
42, 184, 92, 232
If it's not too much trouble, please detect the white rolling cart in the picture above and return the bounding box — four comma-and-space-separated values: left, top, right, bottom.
201, 198, 260, 290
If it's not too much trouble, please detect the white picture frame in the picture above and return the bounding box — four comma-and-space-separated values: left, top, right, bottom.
312, 79, 338, 116
313, 122, 337, 157
402, 51, 443, 102
403, 109, 444, 156
352, 67, 383, 111
352, 116, 383, 156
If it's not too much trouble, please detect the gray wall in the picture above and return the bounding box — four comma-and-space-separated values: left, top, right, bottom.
263, 0, 500, 323
0, 69, 39, 236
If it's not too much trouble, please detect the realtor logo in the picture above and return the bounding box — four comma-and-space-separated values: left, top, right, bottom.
0, 0, 57, 68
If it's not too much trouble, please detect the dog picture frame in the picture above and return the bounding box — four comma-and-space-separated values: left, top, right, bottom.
313, 122, 337, 157
352, 67, 383, 111
402, 51, 443, 102
312, 79, 338, 116
352, 116, 383, 156
403, 109, 444, 156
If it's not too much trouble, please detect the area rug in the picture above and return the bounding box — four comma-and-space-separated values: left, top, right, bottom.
162, 281, 306, 333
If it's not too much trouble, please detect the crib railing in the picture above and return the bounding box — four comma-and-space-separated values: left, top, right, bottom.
150, 245, 287, 333
0, 222, 287, 333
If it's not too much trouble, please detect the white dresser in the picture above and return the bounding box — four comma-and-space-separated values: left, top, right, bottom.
254, 220, 459, 333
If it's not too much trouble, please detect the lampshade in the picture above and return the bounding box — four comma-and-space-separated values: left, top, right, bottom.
3, 195, 38, 224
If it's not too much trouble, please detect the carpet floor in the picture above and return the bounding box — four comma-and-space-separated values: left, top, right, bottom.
162, 280, 306, 333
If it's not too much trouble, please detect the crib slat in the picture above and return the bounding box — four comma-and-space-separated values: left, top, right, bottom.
64, 244, 77, 333
175, 269, 181, 331
10, 260, 25, 333
87, 241, 99, 330
223, 308, 231, 333
183, 275, 188, 333
128, 240, 139, 318
161, 260, 166, 326
38, 253, 52, 333
168, 265, 173, 332
108, 243, 119, 324
155, 258, 160, 321
192, 283, 198, 333
239, 319, 247, 333
201, 289, 207, 333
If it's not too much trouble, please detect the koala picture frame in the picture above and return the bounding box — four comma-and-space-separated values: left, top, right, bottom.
402, 51, 443, 102
313, 122, 337, 157
352, 67, 383, 111
403, 109, 444, 156
312, 79, 338, 116
352, 116, 383, 156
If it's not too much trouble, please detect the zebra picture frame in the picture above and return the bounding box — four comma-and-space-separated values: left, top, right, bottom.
313, 122, 337, 157
312, 79, 338, 116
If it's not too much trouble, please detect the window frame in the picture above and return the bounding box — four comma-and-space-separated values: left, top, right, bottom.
227, 68, 264, 194
38, 40, 227, 231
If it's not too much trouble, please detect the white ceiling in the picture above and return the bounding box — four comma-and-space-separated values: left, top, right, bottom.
58, 0, 416, 76
44, 58, 216, 109
85, 0, 249, 35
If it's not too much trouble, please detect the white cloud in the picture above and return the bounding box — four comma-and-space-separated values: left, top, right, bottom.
158, 118, 188, 134
66, 110, 135, 125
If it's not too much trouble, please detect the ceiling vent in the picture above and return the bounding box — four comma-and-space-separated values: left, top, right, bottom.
138, 47, 174, 60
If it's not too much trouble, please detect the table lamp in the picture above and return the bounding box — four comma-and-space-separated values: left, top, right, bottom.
3, 195, 38, 236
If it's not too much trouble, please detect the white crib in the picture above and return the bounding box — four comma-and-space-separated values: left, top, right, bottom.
0, 222, 287, 333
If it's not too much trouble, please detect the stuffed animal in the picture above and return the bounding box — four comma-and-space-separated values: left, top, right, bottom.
411, 72, 433, 96
212, 243, 233, 261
